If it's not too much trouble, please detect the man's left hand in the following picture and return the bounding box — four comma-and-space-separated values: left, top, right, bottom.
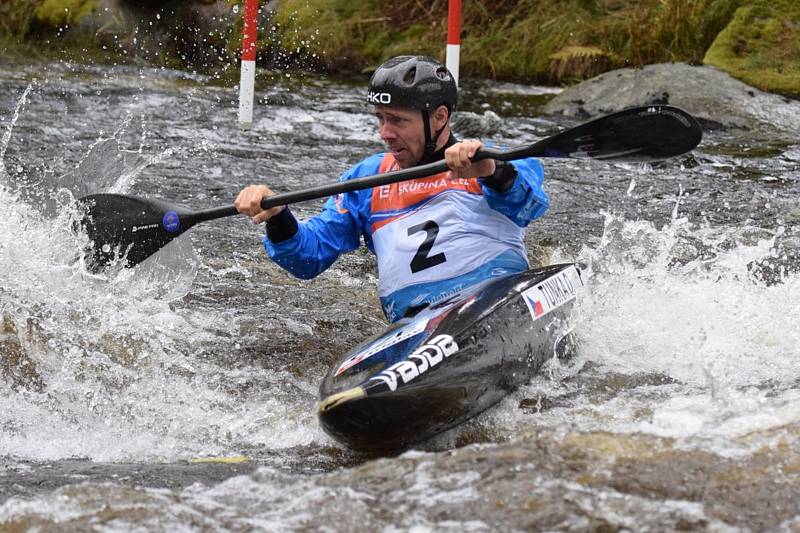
445, 140, 495, 180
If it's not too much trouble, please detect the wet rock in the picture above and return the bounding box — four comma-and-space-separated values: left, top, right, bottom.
312, 428, 800, 530
4, 428, 800, 530
747, 233, 800, 286
93, 332, 145, 368
0, 314, 44, 393
0, 457, 256, 505
542, 63, 800, 135
450, 110, 504, 139
519, 364, 679, 416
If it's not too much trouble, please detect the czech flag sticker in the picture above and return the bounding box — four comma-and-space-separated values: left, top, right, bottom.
522, 287, 548, 321
524, 292, 545, 318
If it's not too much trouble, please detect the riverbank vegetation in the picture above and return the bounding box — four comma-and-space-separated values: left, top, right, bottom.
277, 0, 738, 81
1, 0, 798, 97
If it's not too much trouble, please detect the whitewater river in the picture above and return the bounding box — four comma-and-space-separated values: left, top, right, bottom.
1, 60, 799, 531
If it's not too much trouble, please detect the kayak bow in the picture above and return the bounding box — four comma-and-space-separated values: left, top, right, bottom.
318, 263, 583, 451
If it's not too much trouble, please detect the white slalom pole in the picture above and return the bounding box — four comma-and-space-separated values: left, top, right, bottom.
446, 0, 462, 86
238, 0, 259, 130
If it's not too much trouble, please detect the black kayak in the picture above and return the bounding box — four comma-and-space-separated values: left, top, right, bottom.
318, 263, 583, 451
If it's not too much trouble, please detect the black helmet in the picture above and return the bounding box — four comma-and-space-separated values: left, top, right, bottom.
368, 56, 457, 113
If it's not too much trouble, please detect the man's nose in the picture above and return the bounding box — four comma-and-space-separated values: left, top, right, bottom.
379, 123, 396, 141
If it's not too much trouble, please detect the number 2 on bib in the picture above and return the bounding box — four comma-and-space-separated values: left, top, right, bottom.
408, 220, 447, 273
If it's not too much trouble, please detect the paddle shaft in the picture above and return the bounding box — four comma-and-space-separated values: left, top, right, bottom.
80, 105, 703, 270
195, 105, 703, 220
190, 146, 525, 223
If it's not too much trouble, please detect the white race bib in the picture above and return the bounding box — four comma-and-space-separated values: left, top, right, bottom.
372, 191, 526, 297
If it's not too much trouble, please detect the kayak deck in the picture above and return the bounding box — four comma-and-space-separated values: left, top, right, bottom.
318, 263, 583, 451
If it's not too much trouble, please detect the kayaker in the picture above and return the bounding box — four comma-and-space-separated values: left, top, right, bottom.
235, 55, 549, 322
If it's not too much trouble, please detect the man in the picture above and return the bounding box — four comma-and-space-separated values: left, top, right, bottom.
235, 55, 549, 322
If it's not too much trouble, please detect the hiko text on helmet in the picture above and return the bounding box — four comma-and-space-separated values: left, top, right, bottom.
367, 91, 392, 104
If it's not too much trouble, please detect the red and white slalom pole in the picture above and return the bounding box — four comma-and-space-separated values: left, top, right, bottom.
446, 0, 462, 86
238, 0, 259, 130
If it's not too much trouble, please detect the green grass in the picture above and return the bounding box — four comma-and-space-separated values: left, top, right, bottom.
704, 1, 800, 96
0, 0, 45, 37
270, 0, 748, 85
455, 0, 744, 83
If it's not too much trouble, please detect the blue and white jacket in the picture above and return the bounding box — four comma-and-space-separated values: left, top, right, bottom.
264, 150, 548, 322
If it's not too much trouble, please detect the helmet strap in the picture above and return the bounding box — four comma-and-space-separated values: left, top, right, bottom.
420, 109, 445, 164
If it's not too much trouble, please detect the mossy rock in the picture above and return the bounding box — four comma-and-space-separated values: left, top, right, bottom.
704, 1, 800, 97
35, 0, 98, 27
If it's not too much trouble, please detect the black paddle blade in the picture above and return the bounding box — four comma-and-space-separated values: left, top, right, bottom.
533, 105, 702, 161
78, 194, 196, 271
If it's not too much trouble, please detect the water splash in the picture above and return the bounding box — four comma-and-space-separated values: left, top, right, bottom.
0, 86, 325, 462
0, 84, 33, 179
501, 210, 800, 456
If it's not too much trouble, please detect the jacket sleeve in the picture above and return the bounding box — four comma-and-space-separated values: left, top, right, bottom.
262, 158, 379, 279
479, 157, 549, 227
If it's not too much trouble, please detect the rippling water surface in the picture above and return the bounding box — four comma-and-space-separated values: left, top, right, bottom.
0, 60, 799, 530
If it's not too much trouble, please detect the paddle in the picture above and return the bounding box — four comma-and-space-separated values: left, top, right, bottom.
78, 105, 702, 270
